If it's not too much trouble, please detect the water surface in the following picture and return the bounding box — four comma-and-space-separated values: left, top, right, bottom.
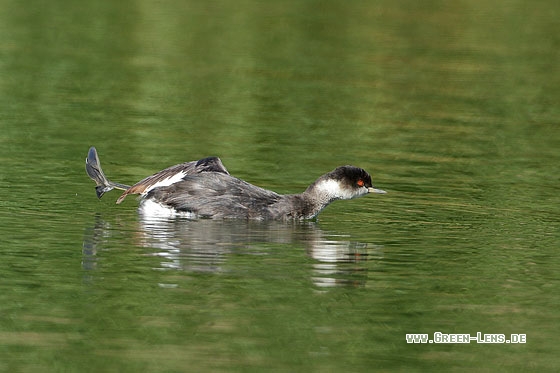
1, 0, 559, 371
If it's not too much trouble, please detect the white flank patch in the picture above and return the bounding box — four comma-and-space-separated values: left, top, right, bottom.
142, 171, 187, 195
139, 199, 197, 219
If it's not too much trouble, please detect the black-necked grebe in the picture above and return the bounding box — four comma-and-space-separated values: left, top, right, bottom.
85, 147, 386, 220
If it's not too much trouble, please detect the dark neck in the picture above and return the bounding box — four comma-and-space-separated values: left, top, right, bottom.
270, 190, 334, 220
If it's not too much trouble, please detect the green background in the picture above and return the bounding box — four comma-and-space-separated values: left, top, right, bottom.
1, 0, 559, 371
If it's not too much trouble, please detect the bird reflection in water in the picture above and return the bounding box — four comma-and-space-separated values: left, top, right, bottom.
83, 214, 383, 288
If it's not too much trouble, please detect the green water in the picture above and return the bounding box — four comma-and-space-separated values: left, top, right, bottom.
1, 0, 559, 371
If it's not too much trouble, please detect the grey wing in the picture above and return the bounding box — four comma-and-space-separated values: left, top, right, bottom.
146, 173, 281, 219
116, 156, 229, 204
192, 157, 230, 174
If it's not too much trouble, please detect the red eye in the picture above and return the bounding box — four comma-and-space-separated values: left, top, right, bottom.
357, 179, 364, 187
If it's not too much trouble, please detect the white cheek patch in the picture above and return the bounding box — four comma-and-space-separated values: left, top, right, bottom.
315, 179, 365, 200
318, 179, 344, 198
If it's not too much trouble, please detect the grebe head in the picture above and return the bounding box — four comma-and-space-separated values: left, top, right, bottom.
307, 166, 386, 201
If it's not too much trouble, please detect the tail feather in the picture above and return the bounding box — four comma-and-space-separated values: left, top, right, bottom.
85, 147, 130, 199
